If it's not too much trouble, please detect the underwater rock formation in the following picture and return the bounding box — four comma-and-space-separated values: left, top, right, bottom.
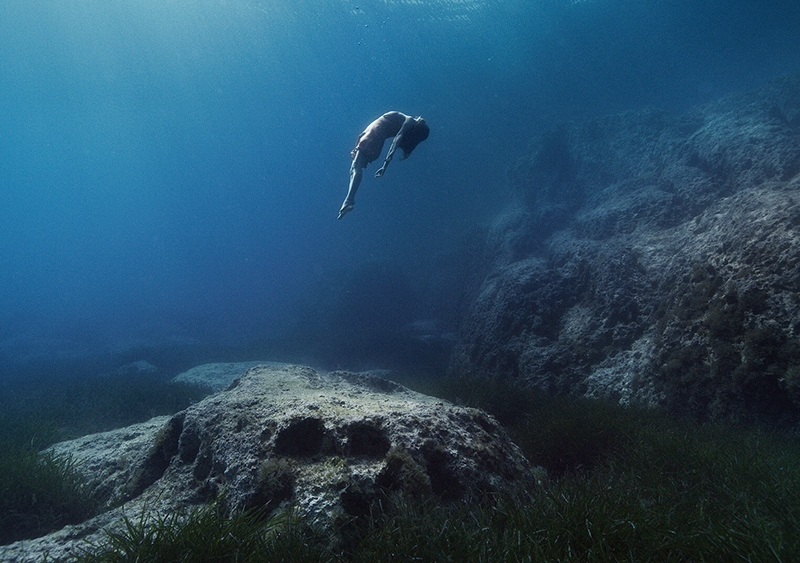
451, 73, 800, 423
0, 364, 536, 562
171, 360, 287, 392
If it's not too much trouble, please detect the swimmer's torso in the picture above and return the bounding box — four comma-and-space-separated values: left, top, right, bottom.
354, 111, 407, 162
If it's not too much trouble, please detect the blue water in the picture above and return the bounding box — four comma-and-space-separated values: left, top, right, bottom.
2, 0, 799, 371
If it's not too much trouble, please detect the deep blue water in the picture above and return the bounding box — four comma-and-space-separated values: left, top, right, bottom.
2, 0, 800, 372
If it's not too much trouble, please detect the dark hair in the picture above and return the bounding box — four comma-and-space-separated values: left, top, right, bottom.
398, 118, 429, 157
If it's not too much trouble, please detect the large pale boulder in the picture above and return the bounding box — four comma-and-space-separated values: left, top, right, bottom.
0, 364, 537, 562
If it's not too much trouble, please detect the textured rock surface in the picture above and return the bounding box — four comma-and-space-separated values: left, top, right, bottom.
0, 364, 536, 562
172, 360, 287, 392
451, 73, 800, 423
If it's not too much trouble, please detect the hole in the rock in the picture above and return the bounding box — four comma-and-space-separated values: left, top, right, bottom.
340, 487, 373, 517
193, 450, 213, 481
249, 459, 295, 513
346, 422, 390, 458
273, 418, 326, 457
179, 425, 201, 464
423, 446, 463, 501
377, 448, 432, 497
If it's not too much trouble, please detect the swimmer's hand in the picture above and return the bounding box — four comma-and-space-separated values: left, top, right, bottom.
375, 167, 385, 178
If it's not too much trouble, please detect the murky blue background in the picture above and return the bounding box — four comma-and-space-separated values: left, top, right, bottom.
2, 0, 799, 371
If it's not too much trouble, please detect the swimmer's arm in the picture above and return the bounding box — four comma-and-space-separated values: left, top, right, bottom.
375, 117, 415, 177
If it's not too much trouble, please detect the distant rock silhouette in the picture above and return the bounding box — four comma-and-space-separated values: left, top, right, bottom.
0, 364, 537, 562
451, 73, 800, 424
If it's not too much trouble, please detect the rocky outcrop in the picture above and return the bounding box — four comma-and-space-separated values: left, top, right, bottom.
0, 364, 537, 562
171, 360, 286, 392
451, 73, 800, 423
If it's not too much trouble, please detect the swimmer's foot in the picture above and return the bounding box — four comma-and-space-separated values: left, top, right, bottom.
338, 203, 354, 219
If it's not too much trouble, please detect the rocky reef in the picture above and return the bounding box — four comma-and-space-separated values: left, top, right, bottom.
451, 73, 800, 424
0, 364, 536, 562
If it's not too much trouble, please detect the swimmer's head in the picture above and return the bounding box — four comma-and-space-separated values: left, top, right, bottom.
398, 117, 430, 158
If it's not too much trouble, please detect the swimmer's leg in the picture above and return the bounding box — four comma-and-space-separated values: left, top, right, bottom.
339, 151, 366, 219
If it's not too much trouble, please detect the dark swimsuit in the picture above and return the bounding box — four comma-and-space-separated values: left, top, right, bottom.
353, 112, 406, 164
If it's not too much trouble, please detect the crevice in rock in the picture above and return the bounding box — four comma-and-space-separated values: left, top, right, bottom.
125, 414, 183, 500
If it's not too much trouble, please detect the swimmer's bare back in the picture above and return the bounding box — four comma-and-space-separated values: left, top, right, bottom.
338, 112, 429, 219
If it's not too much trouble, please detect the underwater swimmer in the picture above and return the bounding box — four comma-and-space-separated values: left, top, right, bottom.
338, 111, 430, 219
